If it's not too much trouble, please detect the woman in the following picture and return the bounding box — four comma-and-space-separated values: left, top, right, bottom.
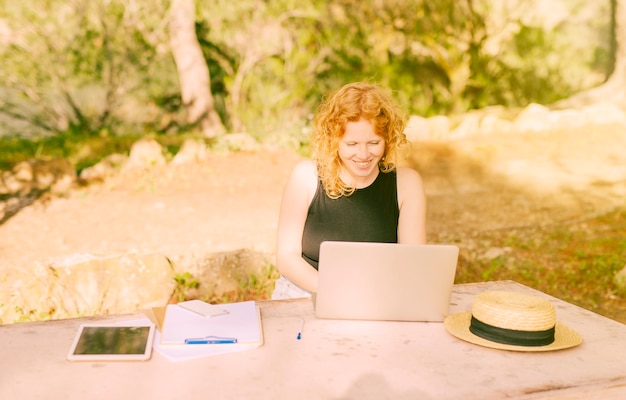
272, 82, 427, 299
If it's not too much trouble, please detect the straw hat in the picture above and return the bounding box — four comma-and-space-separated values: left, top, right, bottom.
444, 291, 582, 352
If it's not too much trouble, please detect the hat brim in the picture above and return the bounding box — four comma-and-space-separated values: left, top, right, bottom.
444, 312, 582, 352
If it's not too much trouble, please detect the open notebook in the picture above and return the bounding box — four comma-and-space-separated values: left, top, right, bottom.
151, 300, 263, 362
315, 241, 459, 322
160, 300, 263, 345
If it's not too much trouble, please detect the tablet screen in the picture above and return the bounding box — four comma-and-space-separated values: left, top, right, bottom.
67, 324, 155, 361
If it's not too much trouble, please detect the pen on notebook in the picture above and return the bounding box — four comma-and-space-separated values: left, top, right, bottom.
184, 336, 238, 345
297, 318, 304, 340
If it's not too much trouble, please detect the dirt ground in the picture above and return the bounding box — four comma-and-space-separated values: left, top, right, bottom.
1, 126, 626, 319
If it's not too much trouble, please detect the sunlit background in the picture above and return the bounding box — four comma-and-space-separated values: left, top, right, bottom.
1, 0, 625, 325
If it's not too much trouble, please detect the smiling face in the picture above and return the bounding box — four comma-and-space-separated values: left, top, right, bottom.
338, 118, 385, 188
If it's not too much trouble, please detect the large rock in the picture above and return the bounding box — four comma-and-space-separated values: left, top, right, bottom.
3, 252, 174, 323
124, 138, 166, 170
404, 115, 451, 141
581, 102, 626, 125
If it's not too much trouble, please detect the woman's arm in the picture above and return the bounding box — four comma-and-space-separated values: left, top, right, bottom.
275, 160, 320, 293
396, 166, 427, 244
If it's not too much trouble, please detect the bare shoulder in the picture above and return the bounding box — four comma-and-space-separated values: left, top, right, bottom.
396, 166, 423, 187
286, 159, 318, 196
395, 166, 427, 243
396, 166, 425, 206
291, 159, 317, 176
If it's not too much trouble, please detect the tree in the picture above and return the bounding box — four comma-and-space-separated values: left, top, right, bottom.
555, 0, 626, 108
0, 0, 174, 138
169, 0, 225, 137
610, 0, 626, 82
197, 0, 306, 134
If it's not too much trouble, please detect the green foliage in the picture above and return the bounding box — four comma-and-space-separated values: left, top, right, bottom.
11, 304, 56, 323
172, 272, 201, 303
0, 0, 175, 138
208, 262, 281, 304
170, 262, 282, 306
494, 25, 580, 105
195, 0, 608, 127
0, 125, 214, 173
0, 0, 611, 146
0, 130, 145, 171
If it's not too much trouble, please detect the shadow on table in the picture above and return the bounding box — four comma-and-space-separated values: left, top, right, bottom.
334, 372, 433, 400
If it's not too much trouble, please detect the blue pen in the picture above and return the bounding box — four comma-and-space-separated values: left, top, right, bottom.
297, 318, 304, 340
184, 336, 238, 344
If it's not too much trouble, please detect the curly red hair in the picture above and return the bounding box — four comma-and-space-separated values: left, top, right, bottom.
311, 82, 408, 198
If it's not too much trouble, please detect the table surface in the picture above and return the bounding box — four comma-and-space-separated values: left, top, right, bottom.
1, 280, 626, 400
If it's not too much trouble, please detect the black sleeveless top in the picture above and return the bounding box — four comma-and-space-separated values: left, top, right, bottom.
301, 170, 399, 269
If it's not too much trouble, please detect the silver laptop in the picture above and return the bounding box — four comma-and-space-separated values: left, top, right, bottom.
315, 241, 459, 322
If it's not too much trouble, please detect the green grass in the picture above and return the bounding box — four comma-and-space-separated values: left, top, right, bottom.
172, 263, 281, 305
0, 132, 139, 172
205, 262, 280, 304
453, 208, 626, 322
0, 131, 207, 173
172, 272, 201, 303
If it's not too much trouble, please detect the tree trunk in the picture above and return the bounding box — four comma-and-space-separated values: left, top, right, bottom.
608, 0, 626, 86
554, 0, 626, 109
169, 0, 225, 137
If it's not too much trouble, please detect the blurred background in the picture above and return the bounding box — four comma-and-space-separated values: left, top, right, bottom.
1, 0, 625, 325
0, 0, 619, 167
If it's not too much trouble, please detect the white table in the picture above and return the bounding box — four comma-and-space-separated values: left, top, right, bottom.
1, 280, 625, 399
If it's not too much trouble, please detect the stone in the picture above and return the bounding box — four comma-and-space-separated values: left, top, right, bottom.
3, 252, 175, 323
33, 159, 76, 193
404, 115, 430, 142
0, 159, 76, 197
428, 115, 451, 139
124, 138, 166, 170
450, 113, 481, 139
480, 247, 511, 261
582, 102, 626, 126
548, 108, 587, 131
513, 103, 551, 133
171, 139, 208, 164
79, 153, 128, 183
2, 170, 25, 194
12, 161, 34, 182
479, 114, 514, 136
